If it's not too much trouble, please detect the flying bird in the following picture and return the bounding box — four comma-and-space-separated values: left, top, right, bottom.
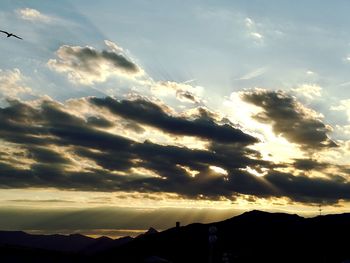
0, 30, 23, 40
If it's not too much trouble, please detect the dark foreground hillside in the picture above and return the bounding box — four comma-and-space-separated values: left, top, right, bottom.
1, 210, 350, 263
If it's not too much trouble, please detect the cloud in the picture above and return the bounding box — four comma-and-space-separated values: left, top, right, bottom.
0, 97, 267, 200
292, 84, 322, 99
292, 158, 329, 171
237, 67, 266, 80
48, 41, 201, 104
104, 40, 124, 53
331, 99, 350, 121
150, 81, 203, 104
176, 90, 200, 103
338, 81, 350, 87
306, 70, 315, 75
250, 32, 263, 40
245, 18, 254, 28
17, 8, 51, 23
7, 199, 75, 203
0, 69, 32, 98
265, 171, 350, 204
48, 41, 143, 85
89, 97, 257, 144
241, 89, 337, 151
0, 96, 349, 204
244, 17, 264, 42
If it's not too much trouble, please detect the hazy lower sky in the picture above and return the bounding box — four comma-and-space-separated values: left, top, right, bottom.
1, 0, 350, 236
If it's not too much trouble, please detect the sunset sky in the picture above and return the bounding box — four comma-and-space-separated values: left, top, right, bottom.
1, 0, 350, 237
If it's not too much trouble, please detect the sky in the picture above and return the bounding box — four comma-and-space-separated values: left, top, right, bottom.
1, 0, 350, 237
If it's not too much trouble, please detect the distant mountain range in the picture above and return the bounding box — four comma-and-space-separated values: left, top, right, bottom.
1, 210, 350, 263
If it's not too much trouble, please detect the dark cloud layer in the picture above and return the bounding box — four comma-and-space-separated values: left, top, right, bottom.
0, 97, 348, 204
265, 171, 350, 204
0, 98, 263, 197
241, 89, 337, 150
90, 97, 257, 144
292, 158, 329, 171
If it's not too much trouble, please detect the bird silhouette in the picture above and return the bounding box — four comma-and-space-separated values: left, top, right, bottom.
0, 30, 23, 40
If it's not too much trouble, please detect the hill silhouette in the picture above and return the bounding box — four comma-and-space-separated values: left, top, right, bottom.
0, 230, 134, 262
95, 210, 350, 263
1, 210, 350, 263
0, 231, 95, 252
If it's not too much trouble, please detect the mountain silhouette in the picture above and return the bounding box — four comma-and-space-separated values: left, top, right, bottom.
0, 231, 95, 252
136, 227, 159, 239
95, 210, 350, 263
0, 230, 134, 262
1, 210, 350, 263
81, 235, 133, 255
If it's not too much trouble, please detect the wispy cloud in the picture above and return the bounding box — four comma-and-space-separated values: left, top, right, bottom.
244, 17, 264, 43
292, 84, 322, 99
337, 81, 350, 87
245, 17, 254, 28
250, 32, 263, 40
150, 81, 203, 104
331, 99, 350, 121
237, 67, 266, 80
306, 70, 315, 76
0, 68, 32, 98
16, 8, 51, 23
